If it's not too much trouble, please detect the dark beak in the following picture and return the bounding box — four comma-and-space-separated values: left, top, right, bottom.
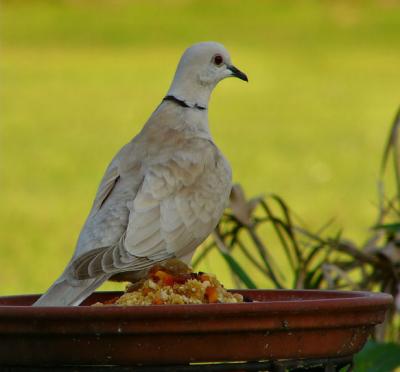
228, 65, 248, 82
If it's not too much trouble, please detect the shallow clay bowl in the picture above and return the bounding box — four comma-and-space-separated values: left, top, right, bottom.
0, 289, 392, 366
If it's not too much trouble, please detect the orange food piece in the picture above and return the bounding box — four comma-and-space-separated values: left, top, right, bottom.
152, 297, 164, 305
152, 270, 175, 286
199, 274, 211, 283
142, 287, 151, 295
103, 296, 119, 305
205, 286, 218, 303
163, 276, 175, 286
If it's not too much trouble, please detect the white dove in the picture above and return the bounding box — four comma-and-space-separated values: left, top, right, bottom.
34, 41, 248, 306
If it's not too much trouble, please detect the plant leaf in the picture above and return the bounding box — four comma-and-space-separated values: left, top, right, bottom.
354, 340, 400, 372
219, 251, 257, 289
373, 222, 400, 233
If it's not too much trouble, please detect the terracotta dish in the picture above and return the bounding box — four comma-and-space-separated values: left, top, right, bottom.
0, 290, 392, 366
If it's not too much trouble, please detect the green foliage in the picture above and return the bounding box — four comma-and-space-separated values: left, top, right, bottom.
354, 341, 400, 372
373, 222, 400, 233
194, 109, 400, 343
219, 252, 257, 289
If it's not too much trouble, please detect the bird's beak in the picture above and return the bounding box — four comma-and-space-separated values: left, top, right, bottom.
227, 65, 248, 82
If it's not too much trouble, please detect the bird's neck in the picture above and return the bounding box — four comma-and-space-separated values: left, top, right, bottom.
162, 95, 206, 111
150, 95, 212, 141
167, 78, 214, 110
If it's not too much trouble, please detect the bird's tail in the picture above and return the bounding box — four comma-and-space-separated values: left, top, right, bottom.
32, 275, 108, 307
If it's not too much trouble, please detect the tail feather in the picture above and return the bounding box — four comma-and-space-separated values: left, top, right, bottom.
33, 276, 108, 306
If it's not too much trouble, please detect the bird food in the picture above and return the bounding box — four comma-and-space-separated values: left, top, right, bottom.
92, 263, 244, 306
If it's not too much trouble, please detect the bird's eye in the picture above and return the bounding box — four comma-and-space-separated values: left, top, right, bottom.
213, 54, 223, 66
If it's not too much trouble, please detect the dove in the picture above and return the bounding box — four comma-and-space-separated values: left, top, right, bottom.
33, 41, 248, 306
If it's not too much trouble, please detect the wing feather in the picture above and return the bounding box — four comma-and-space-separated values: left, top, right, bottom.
70, 144, 231, 281
127, 214, 161, 246
91, 166, 120, 212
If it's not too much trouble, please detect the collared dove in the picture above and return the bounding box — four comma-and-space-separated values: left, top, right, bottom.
34, 41, 248, 306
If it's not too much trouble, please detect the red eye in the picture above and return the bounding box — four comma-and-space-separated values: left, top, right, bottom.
213, 54, 223, 66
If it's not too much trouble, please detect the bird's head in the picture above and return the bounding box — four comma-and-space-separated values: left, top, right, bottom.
167, 42, 248, 109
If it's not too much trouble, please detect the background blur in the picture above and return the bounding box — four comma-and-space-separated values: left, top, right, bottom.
1, 0, 399, 295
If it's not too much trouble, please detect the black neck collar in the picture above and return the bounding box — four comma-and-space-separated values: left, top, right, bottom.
163, 95, 206, 111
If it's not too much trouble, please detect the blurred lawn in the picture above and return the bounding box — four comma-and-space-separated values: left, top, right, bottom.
1, 0, 399, 294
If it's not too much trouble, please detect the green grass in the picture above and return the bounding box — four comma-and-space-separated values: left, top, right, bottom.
1, 0, 400, 294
